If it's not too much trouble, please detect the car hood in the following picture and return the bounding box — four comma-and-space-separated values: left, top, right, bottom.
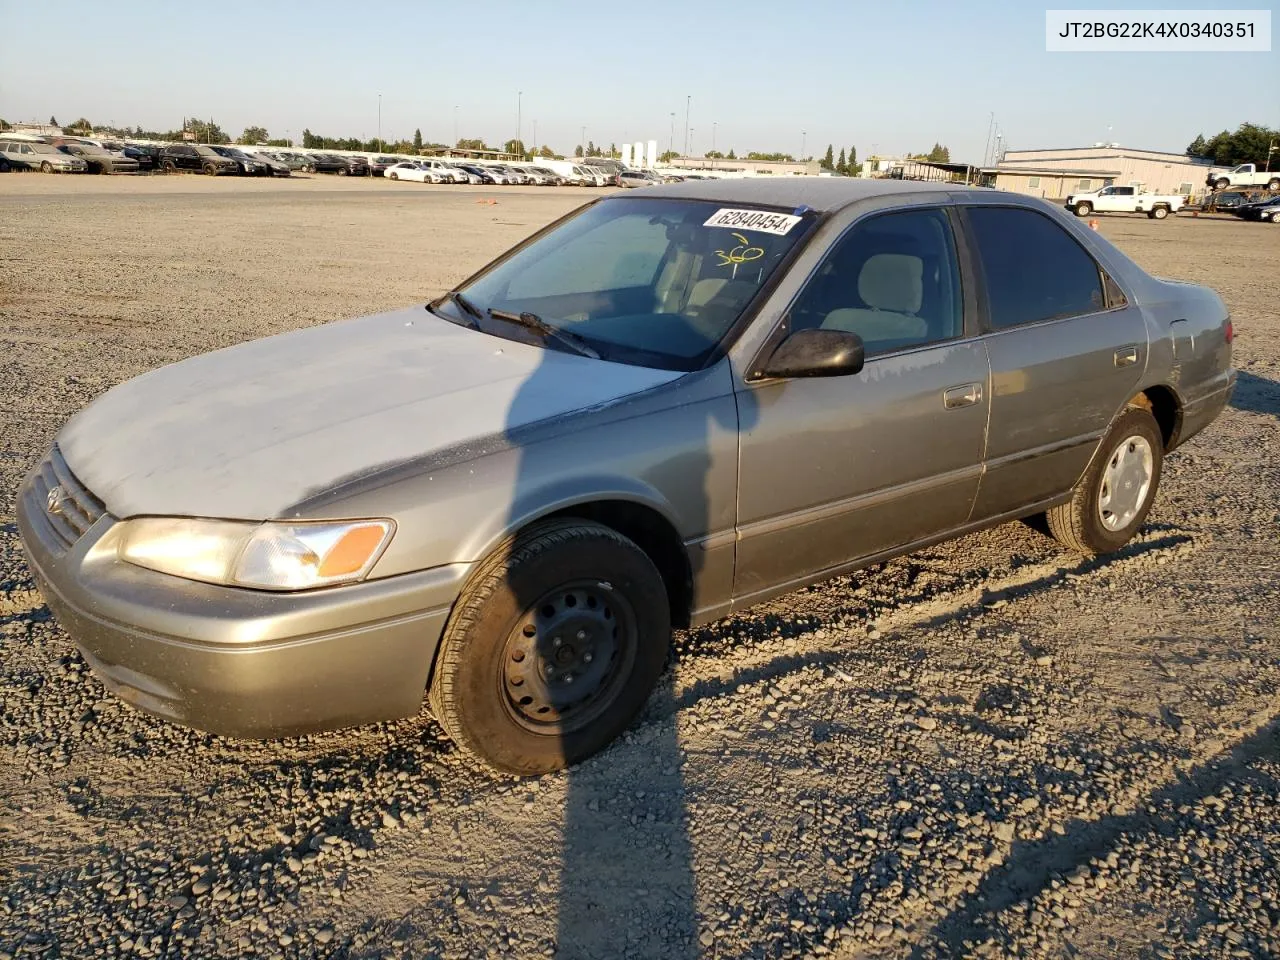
58, 307, 682, 520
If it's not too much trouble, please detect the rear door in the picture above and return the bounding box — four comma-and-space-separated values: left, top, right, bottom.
959, 204, 1149, 519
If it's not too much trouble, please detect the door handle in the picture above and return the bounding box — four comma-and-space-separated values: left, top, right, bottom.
1114, 345, 1140, 367
943, 383, 983, 409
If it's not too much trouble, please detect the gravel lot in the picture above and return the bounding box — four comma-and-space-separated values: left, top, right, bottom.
2, 175, 1278, 960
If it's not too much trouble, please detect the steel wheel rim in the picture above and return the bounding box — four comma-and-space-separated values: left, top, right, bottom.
1098, 434, 1154, 531
500, 580, 638, 735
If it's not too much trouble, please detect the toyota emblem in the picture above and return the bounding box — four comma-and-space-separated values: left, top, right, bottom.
46, 486, 67, 518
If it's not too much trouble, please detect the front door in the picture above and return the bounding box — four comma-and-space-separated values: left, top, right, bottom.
733, 207, 990, 603
959, 205, 1149, 519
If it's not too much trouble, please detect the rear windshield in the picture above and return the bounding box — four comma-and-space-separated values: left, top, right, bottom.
452, 196, 815, 370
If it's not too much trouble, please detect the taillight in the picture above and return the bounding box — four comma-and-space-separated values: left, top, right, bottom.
1224, 318, 1233, 344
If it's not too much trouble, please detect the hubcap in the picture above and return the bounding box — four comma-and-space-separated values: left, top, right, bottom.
1098, 434, 1154, 532
501, 581, 636, 733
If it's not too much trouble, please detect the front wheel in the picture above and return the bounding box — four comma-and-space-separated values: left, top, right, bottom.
337, 166, 348, 176
203, 164, 218, 176
40, 161, 53, 173
1268, 178, 1280, 191
389, 171, 398, 180
160, 159, 176, 173
1046, 406, 1163, 555
429, 519, 671, 775
1074, 202, 1092, 216
1215, 178, 1230, 190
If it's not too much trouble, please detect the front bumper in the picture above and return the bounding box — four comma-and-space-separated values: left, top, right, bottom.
16, 462, 468, 738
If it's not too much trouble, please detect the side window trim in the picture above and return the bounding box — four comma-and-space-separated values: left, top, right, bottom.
954, 204, 1123, 335
745, 204, 969, 380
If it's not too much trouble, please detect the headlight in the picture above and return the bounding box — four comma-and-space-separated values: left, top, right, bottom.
117, 518, 394, 590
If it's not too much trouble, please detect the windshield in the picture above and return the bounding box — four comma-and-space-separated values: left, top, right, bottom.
193, 145, 222, 157
452, 196, 814, 370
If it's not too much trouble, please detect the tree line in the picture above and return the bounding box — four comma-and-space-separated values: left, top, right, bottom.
1186, 123, 1278, 168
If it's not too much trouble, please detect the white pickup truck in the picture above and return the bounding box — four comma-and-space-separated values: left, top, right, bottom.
1207, 164, 1280, 191
1064, 185, 1186, 219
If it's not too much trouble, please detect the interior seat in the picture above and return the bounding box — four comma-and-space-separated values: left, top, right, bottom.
820, 253, 928, 344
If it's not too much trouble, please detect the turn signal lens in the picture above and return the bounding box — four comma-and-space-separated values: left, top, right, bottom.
1225, 318, 1233, 344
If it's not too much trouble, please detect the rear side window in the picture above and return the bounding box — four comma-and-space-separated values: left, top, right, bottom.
966, 207, 1104, 330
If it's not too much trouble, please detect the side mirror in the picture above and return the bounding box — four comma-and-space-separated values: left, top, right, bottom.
759, 328, 865, 379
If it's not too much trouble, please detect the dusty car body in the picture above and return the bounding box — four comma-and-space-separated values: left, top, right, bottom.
18, 179, 1235, 774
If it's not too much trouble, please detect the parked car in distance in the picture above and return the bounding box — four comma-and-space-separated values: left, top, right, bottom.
616, 169, 656, 188
1064, 184, 1185, 219
119, 144, 160, 171
305, 153, 354, 174
478, 165, 515, 184
250, 152, 292, 177
456, 163, 498, 184
1208, 163, 1280, 191
1201, 189, 1254, 212
14, 180, 1237, 776
367, 156, 400, 177
266, 152, 315, 173
210, 146, 271, 176
0, 140, 88, 173
1236, 195, 1280, 222
383, 162, 432, 182
157, 144, 239, 176
54, 142, 140, 174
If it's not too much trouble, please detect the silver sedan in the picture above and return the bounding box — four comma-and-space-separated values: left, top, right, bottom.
18, 179, 1235, 774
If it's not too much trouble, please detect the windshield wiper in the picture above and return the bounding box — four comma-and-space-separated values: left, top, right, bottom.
428, 290, 484, 328
487, 309, 600, 360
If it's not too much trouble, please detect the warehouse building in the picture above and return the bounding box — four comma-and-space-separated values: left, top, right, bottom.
992, 145, 1216, 200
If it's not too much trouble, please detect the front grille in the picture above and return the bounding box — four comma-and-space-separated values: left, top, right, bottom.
29, 446, 105, 549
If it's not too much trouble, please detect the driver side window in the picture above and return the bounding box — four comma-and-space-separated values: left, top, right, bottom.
789, 208, 963, 356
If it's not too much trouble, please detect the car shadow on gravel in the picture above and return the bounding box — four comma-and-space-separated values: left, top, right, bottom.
1229, 370, 1280, 417
913, 714, 1280, 958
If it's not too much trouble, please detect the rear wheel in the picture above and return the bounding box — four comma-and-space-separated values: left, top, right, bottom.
429, 519, 670, 775
1150, 205, 1169, 219
1074, 202, 1092, 216
1047, 407, 1163, 555
1215, 178, 1230, 190
1268, 178, 1280, 191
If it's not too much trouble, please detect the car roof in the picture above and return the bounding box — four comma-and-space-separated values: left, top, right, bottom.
634, 176, 976, 213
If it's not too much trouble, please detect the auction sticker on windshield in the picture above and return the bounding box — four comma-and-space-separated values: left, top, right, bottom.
703, 208, 803, 235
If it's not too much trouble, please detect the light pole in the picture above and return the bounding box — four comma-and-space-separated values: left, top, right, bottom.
800, 130, 806, 162
669, 112, 675, 155
377, 93, 381, 152
532, 120, 537, 158
453, 105, 458, 147
711, 121, 717, 156
581, 126, 586, 155
690, 128, 695, 157
683, 95, 690, 156
516, 91, 522, 157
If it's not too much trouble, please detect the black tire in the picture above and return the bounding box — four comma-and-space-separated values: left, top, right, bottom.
388, 171, 398, 180
1215, 178, 1230, 190
1074, 202, 1092, 216
1046, 406, 1163, 556
337, 166, 349, 176
203, 164, 218, 176
40, 161, 53, 174
97, 162, 111, 175
1150, 205, 1169, 219
1269, 178, 1280, 192
160, 159, 176, 173
429, 519, 670, 775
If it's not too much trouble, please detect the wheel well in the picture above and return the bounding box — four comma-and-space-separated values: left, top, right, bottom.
544, 500, 693, 629
1130, 386, 1182, 449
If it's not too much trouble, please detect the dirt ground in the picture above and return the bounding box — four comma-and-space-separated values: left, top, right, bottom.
1, 175, 1278, 960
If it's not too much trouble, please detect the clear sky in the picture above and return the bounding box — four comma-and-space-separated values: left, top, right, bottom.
1, 0, 1275, 162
